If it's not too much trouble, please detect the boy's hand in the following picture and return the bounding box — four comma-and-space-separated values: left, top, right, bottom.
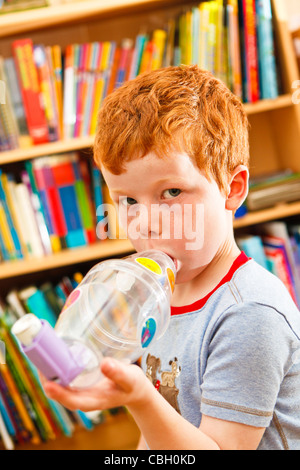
42, 358, 150, 412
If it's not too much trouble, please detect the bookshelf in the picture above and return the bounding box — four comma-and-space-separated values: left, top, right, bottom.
0, 0, 300, 451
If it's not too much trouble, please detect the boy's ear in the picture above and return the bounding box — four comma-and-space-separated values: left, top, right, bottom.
225, 165, 249, 211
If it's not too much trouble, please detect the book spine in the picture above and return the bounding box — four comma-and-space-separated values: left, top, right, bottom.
0, 200, 16, 260
63, 44, 75, 139
34, 44, 60, 142
0, 170, 23, 259
15, 182, 45, 258
12, 38, 49, 144
50, 157, 87, 248
2, 174, 28, 258
242, 0, 260, 102
24, 161, 53, 255
264, 246, 297, 303
72, 160, 96, 244
3, 57, 32, 148
255, 0, 279, 99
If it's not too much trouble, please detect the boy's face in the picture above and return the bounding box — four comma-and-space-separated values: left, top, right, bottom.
101, 151, 232, 284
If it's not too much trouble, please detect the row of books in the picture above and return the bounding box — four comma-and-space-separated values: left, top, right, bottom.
0, 0, 280, 150
0, 270, 122, 449
237, 220, 300, 309
174, 0, 279, 103
246, 170, 300, 211
0, 152, 108, 262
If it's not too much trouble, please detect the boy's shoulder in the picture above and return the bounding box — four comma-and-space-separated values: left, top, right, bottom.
230, 257, 298, 309
223, 258, 300, 336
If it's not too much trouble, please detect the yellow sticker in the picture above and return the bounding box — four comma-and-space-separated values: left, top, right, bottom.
167, 268, 175, 292
135, 257, 162, 275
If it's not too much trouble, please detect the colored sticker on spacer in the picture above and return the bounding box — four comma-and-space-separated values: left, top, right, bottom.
62, 288, 81, 312
167, 268, 175, 292
141, 317, 157, 348
135, 257, 162, 275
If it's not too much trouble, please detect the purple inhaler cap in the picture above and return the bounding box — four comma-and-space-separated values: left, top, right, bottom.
22, 320, 84, 387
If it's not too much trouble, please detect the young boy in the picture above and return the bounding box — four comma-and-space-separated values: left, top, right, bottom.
44, 65, 300, 450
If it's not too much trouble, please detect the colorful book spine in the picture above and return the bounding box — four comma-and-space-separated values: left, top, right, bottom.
3, 57, 32, 148
239, 0, 259, 102
33, 158, 68, 250
72, 158, 96, 244
63, 44, 76, 139
0, 170, 23, 260
255, 0, 279, 99
12, 38, 49, 144
50, 156, 87, 248
34, 44, 60, 142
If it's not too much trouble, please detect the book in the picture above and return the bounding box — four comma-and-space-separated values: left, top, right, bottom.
0, 170, 23, 259
3, 57, 32, 148
72, 158, 96, 244
238, 0, 260, 102
14, 181, 45, 258
18, 286, 58, 327
33, 44, 60, 142
2, 174, 28, 258
263, 241, 297, 304
227, 0, 243, 98
12, 38, 49, 144
115, 38, 134, 87
236, 234, 269, 269
0, 57, 20, 151
49, 154, 87, 248
49, 45, 63, 138
151, 29, 167, 71
255, 0, 279, 99
0, 200, 17, 260
91, 163, 105, 241
260, 221, 300, 308
32, 157, 68, 250
63, 44, 76, 139
247, 172, 300, 210
24, 161, 53, 255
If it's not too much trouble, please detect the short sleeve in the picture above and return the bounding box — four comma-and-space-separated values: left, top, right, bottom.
200, 302, 293, 427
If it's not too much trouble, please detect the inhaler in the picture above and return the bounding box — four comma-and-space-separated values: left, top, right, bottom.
12, 250, 176, 389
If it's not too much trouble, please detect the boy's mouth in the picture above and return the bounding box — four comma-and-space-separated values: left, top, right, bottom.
167, 254, 178, 271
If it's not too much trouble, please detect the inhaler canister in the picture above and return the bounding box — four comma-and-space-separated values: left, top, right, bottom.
12, 314, 84, 386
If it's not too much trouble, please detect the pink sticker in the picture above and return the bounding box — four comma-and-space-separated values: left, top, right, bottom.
62, 288, 81, 312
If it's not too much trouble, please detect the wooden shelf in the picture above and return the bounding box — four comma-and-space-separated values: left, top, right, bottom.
0, 95, 295, 165
0, 239, 134, 279
0, 411, 140, 451
234, 201, 300, 229
0, 135, 95, 165
0, 0, 183, 38
243, 94, 294, 115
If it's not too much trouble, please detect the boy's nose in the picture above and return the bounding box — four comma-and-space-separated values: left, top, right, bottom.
139, 203, 162, 239
129, 203, 162, 239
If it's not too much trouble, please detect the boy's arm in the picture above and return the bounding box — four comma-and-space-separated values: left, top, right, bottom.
136, 434, 148, 450
44, 358, 265, 450
128, 372, 265, 450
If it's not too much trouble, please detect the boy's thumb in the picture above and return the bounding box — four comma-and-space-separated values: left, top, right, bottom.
100, 358, 134, 392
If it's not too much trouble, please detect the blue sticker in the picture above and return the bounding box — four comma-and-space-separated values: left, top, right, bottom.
141, 318, 156, 349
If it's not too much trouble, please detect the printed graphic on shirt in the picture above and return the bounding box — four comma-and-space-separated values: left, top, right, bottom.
146, 354, 181, 414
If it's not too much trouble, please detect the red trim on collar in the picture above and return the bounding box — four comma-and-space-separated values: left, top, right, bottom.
170, 251, 250, 316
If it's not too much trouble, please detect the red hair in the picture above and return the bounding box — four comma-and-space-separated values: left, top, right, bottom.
94, 65, 249, 192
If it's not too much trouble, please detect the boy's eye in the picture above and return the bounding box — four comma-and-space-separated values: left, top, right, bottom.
120, 197, 137, 206
162, 188, 182, 199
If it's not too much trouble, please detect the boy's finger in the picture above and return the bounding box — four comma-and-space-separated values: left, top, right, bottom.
100, 358, 135, 393
43, 381, 82, 410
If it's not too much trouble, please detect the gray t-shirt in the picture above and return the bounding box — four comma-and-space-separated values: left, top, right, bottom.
141, 253, 300, 450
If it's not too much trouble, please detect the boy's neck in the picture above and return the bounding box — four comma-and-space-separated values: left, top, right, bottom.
171, 239, 241, 308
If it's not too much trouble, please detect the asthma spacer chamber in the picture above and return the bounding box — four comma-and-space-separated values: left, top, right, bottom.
12, 250, 176, 389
